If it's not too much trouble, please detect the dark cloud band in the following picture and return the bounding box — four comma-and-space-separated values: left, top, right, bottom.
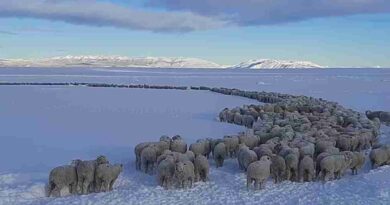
0, 0, 226, 32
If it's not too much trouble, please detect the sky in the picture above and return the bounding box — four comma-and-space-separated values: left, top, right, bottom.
0, 0, 389, 67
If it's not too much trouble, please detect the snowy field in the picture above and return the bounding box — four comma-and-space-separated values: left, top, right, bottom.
0, 68, 390, 205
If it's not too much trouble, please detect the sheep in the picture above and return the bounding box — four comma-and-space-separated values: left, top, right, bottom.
174, 161, 195, 188
270, 154, 286, 184
298, 156, 315, 182
238, 145, 258, 171
189, 140, 210, 159
336, 136, 357, 151
157, 150, 174, 165
194, 155, 210, 182
160, 135, 172, 144
299, 143, 315, 159
154, 140, 171, 156
172, 135, 182, 141
47, 164, 78, 197
210, 138, 225, 157
157, 156, 176, 189
157, 150, 194, 165
242, 115, 255, 128
196, 138, 212, 158
134, 140, 170, 170
246, 156, 272, 190
171, 138, 188, 154
285, 153, 299, 181
234, 112, 243, 125
278, 145, 299, 159
219, 108, 229, 122
369, 147, 390, 169
319, 154, 353, 181
141, 144, 158, 174
76, 156, 109, 194
239, 134, 259, 149
349, 152, 365, 175
253, 146, 273, 159
226, 110, 235, 123
357, 132, 373, 151
315, 140, 336, 156
223, 135, 240, 158
184, 151, 195, 163
134, 142, 153, 170
95, 164, 123, 192
315, 152, 333, 177
213, 142, 227, 168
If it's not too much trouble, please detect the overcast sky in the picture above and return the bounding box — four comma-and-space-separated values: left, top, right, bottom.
0, 0, 389, 67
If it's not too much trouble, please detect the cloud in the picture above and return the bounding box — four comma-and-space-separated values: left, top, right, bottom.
147, 0, 390, 25
0, 29, 18, 35
0, 0, 227, 32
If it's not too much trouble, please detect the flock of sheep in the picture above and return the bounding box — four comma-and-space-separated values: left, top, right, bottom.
47, 86, 390, 196
135, 88, 390, 190
47, 156, 123, 197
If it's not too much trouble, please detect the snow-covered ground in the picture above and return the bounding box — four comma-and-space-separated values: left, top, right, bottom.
0, 68, 389, 205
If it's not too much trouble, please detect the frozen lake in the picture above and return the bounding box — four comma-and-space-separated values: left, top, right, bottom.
0, 67, 389, 205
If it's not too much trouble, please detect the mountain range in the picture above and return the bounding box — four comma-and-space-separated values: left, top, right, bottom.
0, 56, 323, 69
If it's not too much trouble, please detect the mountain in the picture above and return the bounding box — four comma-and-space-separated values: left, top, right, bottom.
231, 59, 323, 69
0, 56, 224, 68
0, 56, 324, 69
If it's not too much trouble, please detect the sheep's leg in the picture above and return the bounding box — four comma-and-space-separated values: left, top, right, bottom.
52, 185, 62, 197
246, 177, 251, 190
189, 178, 193, 188
95, 178, 102, 193
308, 173, 313, 182
69, 182, 77, 195
77, 177, 83, 194
109, 180, 115, 191
47, 182, 55, 197
82, 180, 90, 195
286, 169, 291, 181
254, 179, 260, 190
136, 156, 140, 170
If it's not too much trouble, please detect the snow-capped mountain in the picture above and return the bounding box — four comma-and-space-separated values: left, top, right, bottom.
0, 56, 324, 69
231, 59, 323, 69
0, 56, 224, 68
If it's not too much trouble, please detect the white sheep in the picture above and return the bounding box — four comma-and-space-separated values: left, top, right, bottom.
47, 165, 78, 197
319, 154, 353, 181
194, 155, 210, 182
95, 164, 123, 192
213, 142, 227, 168
174, 161, 195, 188
247, 156, 272, 190
298, 156, 315, 182
141, 144, 158, 174
238, 145, 258, 171
157, 156, 176, 189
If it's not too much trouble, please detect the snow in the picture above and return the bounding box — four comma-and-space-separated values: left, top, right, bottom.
232, 59, 323, 69
0, 67, 389, 205
0, 56, 224, 69
0, 56, 324, 69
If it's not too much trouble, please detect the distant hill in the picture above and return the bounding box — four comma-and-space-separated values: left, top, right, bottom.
0, 56, 323, 69
231, 59, 323, 69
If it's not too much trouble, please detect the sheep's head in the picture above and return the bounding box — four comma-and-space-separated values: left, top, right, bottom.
160, 135, 171, 143
96, 155, 109, 165
260, 156, 271, 162
172, 135, 182, 141
175, 162, 185, 173
71, 159, 82, 167
343, 152, 353, 167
